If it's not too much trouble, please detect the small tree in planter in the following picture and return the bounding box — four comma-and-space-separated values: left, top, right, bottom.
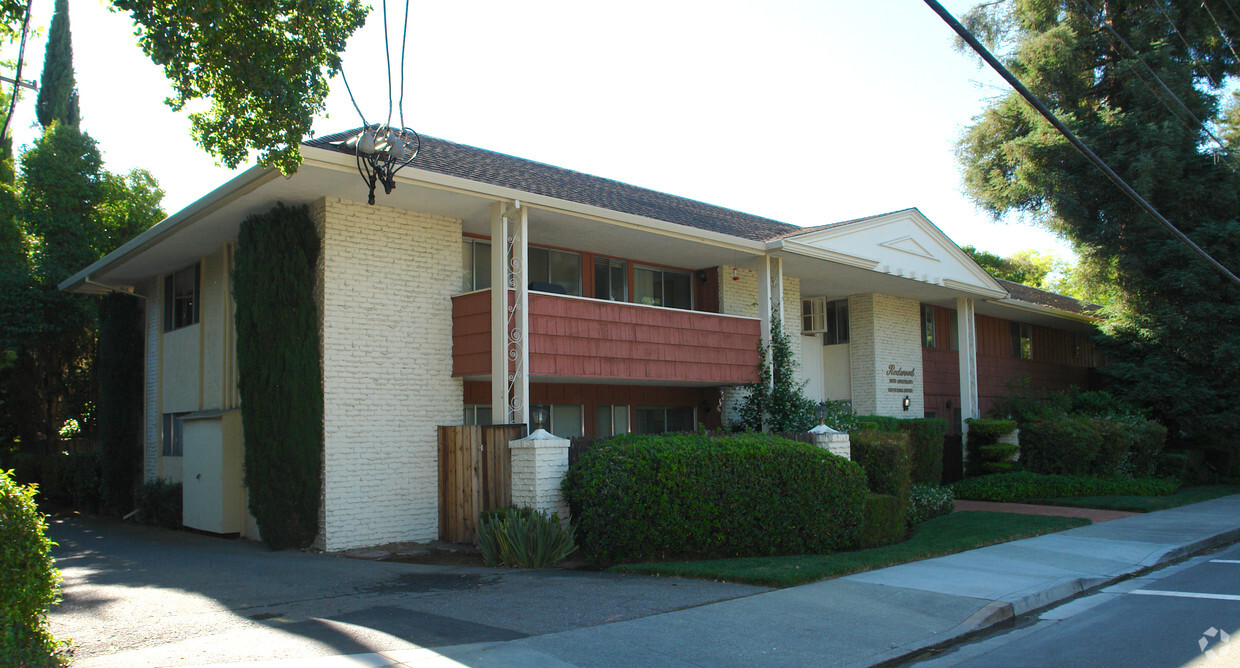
735, 316, 816, 433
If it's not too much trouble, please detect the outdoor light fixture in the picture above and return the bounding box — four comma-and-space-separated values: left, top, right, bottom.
732, 267, 740, 281
903, 396, 911, 412
343, 124, 422, 205
816, 402, 827, 426
532, 405, 550, 432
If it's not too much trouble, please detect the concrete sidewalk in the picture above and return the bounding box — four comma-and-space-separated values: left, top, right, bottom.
178, 494, 1240, 668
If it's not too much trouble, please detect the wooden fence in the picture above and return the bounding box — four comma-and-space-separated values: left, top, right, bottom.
437, 424, 525, 543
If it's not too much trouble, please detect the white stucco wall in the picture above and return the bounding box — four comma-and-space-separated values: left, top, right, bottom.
848, 293, 923, 416
316, 197, 464, 551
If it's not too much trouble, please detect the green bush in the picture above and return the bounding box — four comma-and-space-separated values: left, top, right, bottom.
136, 480, 182, 529
0, 470, 67, 666
849, 430, 911, 499
563, 433, 867, 562
965, 418, 1018, 477
1021, 417, 1103, 475
234, 203, 323, 550
857, 493, 906, 548
477, 507, 576, 568
1155, 452, 1189, 481
851, 415, 903, 432
39, 452, 101, 513
908, 484, 955, 525
900, 418, 947, 485
97, 293, 145, 515
951, 472, 1179, 502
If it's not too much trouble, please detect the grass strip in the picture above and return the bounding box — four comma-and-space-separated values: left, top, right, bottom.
609, 511, 1088, 588
1029, 484, 1240, 513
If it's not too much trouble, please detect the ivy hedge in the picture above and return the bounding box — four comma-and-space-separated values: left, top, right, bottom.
233, 203, 322, 550
562, 433, 867, 562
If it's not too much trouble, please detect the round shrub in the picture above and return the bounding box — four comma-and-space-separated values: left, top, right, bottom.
1, 469, 65, 665
562, 433, 867, 562
907, 484, 955, 525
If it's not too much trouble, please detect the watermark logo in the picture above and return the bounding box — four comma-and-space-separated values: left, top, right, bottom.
1198, 627, 1232, 659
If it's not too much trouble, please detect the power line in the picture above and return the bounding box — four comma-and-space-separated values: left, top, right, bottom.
1201, 0, 1240, 65
922, 0, 1240, 288
1152, 2, 1221, 88
0, 0, 34, 149
1078, 0, 1240, 171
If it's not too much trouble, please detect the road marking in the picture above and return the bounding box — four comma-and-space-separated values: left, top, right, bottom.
1210, 559, 1240, 564
1131, 589, 1240, 602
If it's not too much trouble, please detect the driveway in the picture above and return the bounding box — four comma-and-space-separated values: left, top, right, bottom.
47, 517, 768, 667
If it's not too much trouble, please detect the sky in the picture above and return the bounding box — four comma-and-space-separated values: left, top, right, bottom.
3, 0, 1075, 260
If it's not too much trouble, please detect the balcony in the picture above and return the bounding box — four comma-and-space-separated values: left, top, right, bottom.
452, 289, 760, 385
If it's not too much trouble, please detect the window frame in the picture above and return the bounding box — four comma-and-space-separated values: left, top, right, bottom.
633, 265, 694, 310
921, 304, 936, 349
634, 405, 696, 434
161, 412, 191, 457
461, 238, 492, 292
528, 246, 583, 296
163, 263, 200, 332
593, 257, 628, 302
1011, 322, 1033, 359
802, 297, 827, 334
822, 299, 850, 345
595, 404, 630, 438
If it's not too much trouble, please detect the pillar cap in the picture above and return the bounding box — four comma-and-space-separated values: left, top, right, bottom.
809, 424, 843, 435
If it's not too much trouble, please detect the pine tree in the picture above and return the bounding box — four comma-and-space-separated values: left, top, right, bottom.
35, 0, 80, 130
955, 1, 1240, 451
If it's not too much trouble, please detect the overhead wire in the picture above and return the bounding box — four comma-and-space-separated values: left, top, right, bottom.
0, 0, 34, 148
398, 0, 410, 131
1200, 0, 1240, 65
1077, 0, 1240, 171
922, 0, 1240, 288
382, 0, 393, 129
1151, 2, 1221, 88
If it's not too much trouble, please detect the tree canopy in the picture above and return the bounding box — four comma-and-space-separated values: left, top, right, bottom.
955, 0, 1240, 450
3, 1, 368, 174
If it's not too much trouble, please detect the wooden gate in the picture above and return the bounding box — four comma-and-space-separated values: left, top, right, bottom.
437, 424, 525, 543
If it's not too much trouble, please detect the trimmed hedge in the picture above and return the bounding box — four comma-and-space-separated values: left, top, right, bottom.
901, 418, 947, 485
563, 433, 867, 562
951, 472, 1179, 502
858, 493, 906, 548
849, 430, 911, 499
1, 470, 64, 665
233, 203, 323, 550
908, 484, 955, 525
1021, 416, 1166, 477
965, 418, 1018, 477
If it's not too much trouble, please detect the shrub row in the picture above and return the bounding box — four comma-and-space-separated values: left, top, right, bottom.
849, 430, 911, 499
562, 433, 867, 562
3, 452, 103, 513
851, 416, 947, 485
858, 493, 906, 548
1021, 416, 1166, 477
951, 472, 1179, 502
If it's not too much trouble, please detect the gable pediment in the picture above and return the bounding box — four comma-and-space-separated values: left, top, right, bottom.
777, 209, 1006, 296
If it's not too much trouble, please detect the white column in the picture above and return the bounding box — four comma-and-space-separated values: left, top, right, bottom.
490, 203, 509, 421
757, 255, 772, 353
510, 205, 529, 426
956, 297, 979, 443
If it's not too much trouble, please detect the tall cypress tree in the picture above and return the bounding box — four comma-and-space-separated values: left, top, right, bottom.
35, 0, 79, 130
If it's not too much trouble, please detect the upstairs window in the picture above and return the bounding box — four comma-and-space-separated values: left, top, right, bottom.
823, 299, 849, 345
634, 266, 692, 309
922, 304, 937, 349
1011, 322, 1033, 359
461, 238, 491, 291
594, 257, 627, 301
529, 247, 582, 296
164, 264, 200, 332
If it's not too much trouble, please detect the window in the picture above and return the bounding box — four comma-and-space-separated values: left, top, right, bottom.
596, 404, 630, 437
802, 298, 826, 334
532, 403, 584, 439
635, 406, 695, 434
949, 314, 959, 352
1011, 322, 1033, 359
922, 304, 936, 349
164, 264, 200, 331
461, 238, 491, 291
822, 299, 849, 345
634, 266, 692, 309
528, 247, 582, 296
594, 257, 627, 301
161, 412, 190, 456
464, 404, 493, 425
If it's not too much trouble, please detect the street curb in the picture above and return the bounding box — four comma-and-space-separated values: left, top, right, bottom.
879, 524, 1240, 667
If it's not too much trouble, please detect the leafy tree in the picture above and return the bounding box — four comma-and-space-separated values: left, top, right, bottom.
736, 316, 817, 433
961, 245, 1064, 288
34, 0, 79, 130
955, 0, 1240, 450
111, 0, 368, 173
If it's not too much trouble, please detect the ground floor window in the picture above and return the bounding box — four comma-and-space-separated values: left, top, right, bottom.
635, 406, 695, 434
596, 404, 630, 437
532, 403, 584, 439
161, 412, 190, 456
464, 404, 492, 426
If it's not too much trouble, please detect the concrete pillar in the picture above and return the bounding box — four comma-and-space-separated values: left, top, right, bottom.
509, 429, 570, 520
847, 293, 923, 416
956, 297, 979, 445
491, 202, 529, 425
810, 424, 851, 459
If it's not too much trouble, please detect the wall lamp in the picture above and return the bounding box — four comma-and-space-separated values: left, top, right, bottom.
902, 396, 911, 412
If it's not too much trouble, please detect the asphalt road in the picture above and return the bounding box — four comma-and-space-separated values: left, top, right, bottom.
47, 516, 768, 667
909, 542, 1240, 668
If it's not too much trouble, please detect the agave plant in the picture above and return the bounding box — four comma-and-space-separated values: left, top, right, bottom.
477, 507, 577, 568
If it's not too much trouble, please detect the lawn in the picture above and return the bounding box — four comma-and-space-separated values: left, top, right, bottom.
609, 511, 1088, 588
1028, 484, 1240, 513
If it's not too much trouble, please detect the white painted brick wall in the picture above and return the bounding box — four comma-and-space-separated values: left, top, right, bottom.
848, 293, 923, 416
317, 197, 464, 551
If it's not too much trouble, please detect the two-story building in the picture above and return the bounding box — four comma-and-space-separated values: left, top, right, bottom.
61, 132, 1101, 550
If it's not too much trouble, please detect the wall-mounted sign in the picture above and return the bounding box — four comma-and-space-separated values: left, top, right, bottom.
886, 364, 916, 393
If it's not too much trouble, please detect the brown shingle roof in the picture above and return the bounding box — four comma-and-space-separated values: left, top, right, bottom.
995, 278, 1102, 317
305, 130, 802, 242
